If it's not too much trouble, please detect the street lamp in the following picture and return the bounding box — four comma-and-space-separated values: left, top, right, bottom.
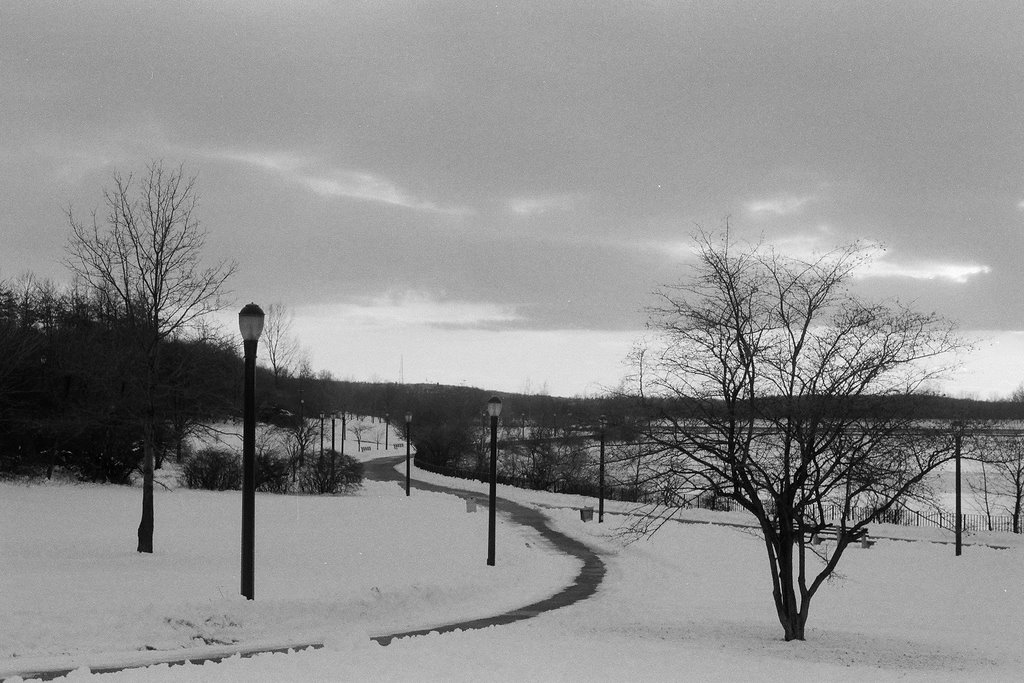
599, 415, 607, 523
385, 412, 390, 450
297, 391, 305, 470
238, 302, 265, 601
330, 413, 336, 452
330, 412, 337, 488
953, 422, 964, 556
486, 396, 502, 566
405, 411, 413, 496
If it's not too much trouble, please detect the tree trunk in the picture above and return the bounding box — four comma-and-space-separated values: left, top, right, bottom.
771, 531, 808, 641
46, 437, 56, 480
781, 611, 806, 641
136, 422, 155, 553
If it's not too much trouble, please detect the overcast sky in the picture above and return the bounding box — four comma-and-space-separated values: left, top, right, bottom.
3, 1, 1024, 397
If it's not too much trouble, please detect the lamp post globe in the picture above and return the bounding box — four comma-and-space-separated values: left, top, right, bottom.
238, 303, 266, 342
487, 396, 502, 419
238, 302, 264, 601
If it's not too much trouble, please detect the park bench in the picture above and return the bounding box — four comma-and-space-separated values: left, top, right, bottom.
771, 522, 876, 549
809, 524, 875, 549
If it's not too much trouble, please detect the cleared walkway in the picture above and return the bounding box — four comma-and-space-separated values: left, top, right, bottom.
363, 455, 606, 645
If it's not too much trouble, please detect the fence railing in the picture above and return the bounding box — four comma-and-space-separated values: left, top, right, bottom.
823, 505, 1018, 533
413, 457, 1020, 533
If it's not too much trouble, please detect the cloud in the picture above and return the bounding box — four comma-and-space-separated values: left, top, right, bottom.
642, 227, 839, 263
302, 170, 467, 214
507, 194, 575, 216
217, 150, 302, 173
702, 230, 988, 286
297, 291, 521, 330
210, 150, 471, 214
856, 257, 991, 283
644, 232, 989, 285
640, 239, 698, 261
746, 194, 814, 216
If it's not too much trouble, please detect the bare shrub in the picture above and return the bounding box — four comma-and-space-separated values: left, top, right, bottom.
181, 448, 240, 491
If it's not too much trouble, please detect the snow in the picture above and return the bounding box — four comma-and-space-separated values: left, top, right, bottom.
2, 431, 1023, 681
0, 478, 575, 665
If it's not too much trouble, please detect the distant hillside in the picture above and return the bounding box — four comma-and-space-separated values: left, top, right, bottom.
259, 373, 1024, 429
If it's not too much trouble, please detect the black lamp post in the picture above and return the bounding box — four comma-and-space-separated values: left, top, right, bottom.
238, 302, 265, 601
953, 422, 963, 556
486, 396, 502, 566
330, 412, 337, 486
599, 415, 607, 523
298, 391, 305, 467
385, 412, 389, 450
405, 411, 412, 496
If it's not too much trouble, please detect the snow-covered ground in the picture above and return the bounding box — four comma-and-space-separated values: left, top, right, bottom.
0, 476, 575, 675
2, 428, 1022, 681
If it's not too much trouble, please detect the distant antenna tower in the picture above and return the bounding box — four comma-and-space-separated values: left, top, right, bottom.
400, 355, 404, 384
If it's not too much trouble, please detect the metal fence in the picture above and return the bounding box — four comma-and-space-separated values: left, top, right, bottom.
671, 495, 1020, 533
413, 457, 1020, 534
819, 504, 1019, 534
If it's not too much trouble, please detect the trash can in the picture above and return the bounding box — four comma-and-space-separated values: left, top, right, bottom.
465, 497, 478, 513
580, 506, 594, 522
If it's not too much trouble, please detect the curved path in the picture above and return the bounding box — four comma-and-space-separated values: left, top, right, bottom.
363, 455, 606, 645
7, 456, 605, 680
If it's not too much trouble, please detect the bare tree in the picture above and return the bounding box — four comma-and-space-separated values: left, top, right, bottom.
0, 276, 43, 418
65, 161, 236, 553
279, 417, 317, 482
349, 421, 370, 450
605, 440, 656, 500
503, 421, 593, 491
261, 302, 301, 387
631, 227, 965, 641
972, 433, 1024, 533
992, 446, 1024, 534
967, 450, 996, 532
